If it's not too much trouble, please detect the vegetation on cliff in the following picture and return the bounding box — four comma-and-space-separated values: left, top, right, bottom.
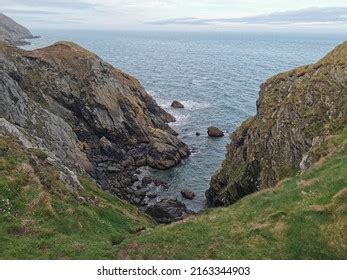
207, 41, 347, 206
1, 126, 346, 259
0, 137, 153, 259
115, 128, 347, 259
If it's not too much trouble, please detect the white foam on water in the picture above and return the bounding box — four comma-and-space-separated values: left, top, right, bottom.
170, 113, 190, 127
181, 100, 210, 111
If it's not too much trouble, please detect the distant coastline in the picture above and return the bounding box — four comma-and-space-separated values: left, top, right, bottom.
0, 12, 40, 46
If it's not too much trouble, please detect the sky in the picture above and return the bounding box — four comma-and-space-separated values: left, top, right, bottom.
1, 0, 347, 31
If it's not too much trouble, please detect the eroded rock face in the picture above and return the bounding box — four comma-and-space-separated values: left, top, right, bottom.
207, 41, 347, 207
0, 41, 189, 215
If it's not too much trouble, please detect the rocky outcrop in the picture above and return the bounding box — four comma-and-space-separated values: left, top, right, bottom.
207, 42, 347, 206
145, 199, 189, 223
0, 13, 38, 45
207, 126, 224, 137
0, 41, 190, 218
181, 189, 195, 200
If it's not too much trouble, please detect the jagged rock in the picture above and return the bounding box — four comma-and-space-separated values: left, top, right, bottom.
145, 199, 189, 223
207, 41, 347, 207
207, 127, 224, 137
107, 165, 121, 173
0, 41, 190, 220
181, 189, 195, 200
171, 100, 184, 108
147, 193, 158, 199
142, 176, 154, 187
141, 176, 167, 188
0, 118, 33, 149
99, 136, 113, 155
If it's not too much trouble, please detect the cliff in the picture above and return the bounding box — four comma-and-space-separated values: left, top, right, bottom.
0, 41, 189, 215
0, 13, 36, 45
206, 42, 347, 206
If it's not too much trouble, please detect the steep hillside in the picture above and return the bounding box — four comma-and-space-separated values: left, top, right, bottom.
115, 128, 347, 259
0, 135, 154, 259
207, 42, 347, 206
0, 41, 190, 220
0, 13, 36, 45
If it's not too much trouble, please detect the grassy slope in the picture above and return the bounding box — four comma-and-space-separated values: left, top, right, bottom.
0, 137, 154, 259
1, 128, 346, 260
116, 128, 347, 259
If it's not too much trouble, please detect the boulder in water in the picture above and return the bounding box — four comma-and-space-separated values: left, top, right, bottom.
171, 100, 184, 108
181, 189, 195, 200
207, 127, 224, 137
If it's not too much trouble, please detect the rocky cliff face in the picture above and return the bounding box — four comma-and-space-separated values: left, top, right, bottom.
0, 13, 36, 45
207, 42, 347, 206
0, 41, 190, 216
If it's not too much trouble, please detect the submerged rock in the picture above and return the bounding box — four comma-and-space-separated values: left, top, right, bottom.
207, 41, 347, 207
171, 100, 184, 108
145, 199, 189, 224
207, 127, 224, 137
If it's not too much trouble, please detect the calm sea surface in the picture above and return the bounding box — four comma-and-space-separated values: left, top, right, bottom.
26, 30, 346, 211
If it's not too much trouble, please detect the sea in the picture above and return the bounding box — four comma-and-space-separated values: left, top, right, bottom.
25, 30, 347, 212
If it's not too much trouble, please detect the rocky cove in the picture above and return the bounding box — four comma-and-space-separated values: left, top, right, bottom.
1, 12, 346, 224
0, 10, 346, 261
1, 30, 347, 223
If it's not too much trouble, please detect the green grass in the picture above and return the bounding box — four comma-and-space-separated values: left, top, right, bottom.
0, 137, 154, 259
1, 128, 346, 259
115, 128, 347, 259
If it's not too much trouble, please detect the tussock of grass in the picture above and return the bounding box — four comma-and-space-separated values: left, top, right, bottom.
0, 137, 153, 259
116, 129, 347, 260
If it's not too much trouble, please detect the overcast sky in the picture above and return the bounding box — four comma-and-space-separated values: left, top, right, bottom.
1, 0, 347, 31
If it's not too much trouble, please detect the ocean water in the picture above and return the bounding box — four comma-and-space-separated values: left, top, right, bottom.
25, 30, 346, 211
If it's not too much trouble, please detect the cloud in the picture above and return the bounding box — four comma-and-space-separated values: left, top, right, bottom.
0, 0, 98, 11
148, 7, 347, 25
2, 9, 60, 15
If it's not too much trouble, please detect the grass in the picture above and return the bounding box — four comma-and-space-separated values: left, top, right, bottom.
115, 128, 347, 259
0, 137, 153, 259
1, 128, 346, 259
